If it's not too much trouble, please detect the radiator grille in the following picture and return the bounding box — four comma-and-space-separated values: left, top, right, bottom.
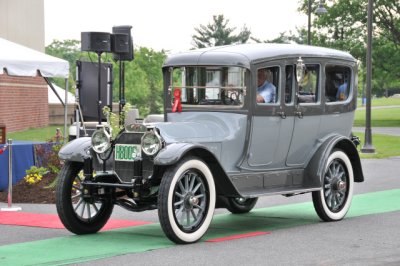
114, 132, 144, 182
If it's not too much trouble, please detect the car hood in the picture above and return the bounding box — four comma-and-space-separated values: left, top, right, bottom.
154, 112, 247, 144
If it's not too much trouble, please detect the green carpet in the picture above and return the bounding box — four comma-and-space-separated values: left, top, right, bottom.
0, 189, 399, 265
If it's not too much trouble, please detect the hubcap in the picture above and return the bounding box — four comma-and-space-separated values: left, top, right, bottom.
323, 159, 348, 212
71, 171, 102, 221
173, 170, 207, 231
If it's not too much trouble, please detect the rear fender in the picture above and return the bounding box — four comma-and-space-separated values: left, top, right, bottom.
59, 137, 92, 162
305, 135, 364, 187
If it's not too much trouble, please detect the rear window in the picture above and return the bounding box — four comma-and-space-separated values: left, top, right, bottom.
325, 65, 352, 102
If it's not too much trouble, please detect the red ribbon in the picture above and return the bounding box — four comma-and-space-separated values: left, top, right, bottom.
172, 89, 182, 113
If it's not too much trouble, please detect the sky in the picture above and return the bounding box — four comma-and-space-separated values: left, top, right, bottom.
44, 0, 306, 53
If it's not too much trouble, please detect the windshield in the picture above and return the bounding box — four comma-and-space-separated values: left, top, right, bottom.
169, 66, 246, 107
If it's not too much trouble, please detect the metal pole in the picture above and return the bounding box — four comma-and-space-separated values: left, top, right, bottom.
64, 78, 69, 143
361, 0, 375, 153
1, 139, 21, 211
308, 0, 311, 45
97, 52, 102, 125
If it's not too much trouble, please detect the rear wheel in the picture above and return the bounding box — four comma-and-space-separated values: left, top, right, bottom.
56, 161, 114, 234
226, 197, 258, 214
158, 156, 216, 244
312, 150, 354, 221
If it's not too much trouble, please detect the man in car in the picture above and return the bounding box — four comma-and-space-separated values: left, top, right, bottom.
256, 68, 276, 103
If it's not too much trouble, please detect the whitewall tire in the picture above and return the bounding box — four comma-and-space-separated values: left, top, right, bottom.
312, 150, 354, 221
158, 156, 216, 244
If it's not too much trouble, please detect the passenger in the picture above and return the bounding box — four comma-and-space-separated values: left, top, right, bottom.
336, 79, 348, 101
256, 69, 276, 103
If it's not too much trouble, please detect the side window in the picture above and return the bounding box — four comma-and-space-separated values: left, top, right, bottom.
285, 65, 294, 104
325, 65, 351, 102
256, 66, 279, 104
298, 64, 319, 104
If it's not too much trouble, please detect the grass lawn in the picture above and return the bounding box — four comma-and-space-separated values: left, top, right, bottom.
8, 125, 66, 142
354, 107, 400, 127
352, 132, 400, 159
357, 97, 400, 107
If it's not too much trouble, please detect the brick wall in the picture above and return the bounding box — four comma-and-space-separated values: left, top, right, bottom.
0, 74, 49, 132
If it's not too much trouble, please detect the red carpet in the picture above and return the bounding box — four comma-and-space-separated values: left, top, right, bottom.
206, 231, 270, 242
0, 212, 151, 230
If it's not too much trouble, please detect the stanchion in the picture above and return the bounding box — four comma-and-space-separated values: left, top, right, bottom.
1, 139, 22, 211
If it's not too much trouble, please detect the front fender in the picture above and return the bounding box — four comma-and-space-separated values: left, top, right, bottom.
154, 142, 241, 197
154, 143, 204, 166
59, 137, 92, 162
305, 135, 364, 187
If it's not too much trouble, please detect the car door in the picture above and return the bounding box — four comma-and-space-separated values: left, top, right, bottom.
285, 61, 323, 167
245, 63, 293, 170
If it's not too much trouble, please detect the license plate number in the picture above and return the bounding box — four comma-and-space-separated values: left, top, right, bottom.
115, 144, 140, 161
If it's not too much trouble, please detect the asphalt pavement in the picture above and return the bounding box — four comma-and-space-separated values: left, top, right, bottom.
0, 157, 399, 265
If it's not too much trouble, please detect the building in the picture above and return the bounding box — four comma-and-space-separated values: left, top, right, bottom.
0, 0, 45, 53
0, 0, 50, 133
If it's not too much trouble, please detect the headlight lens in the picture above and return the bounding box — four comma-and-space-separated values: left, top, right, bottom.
92, 128, 111, 154
141, 130, 162, 156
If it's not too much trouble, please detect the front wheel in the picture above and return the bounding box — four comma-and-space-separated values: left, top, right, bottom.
56, 161, 114, 234
158, 156, 216, 244
312, 150, 354, 221
226, 197, 258, 214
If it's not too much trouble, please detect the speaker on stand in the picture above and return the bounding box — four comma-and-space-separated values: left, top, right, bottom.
111, 26, 134, 126
81, 32, 111, 125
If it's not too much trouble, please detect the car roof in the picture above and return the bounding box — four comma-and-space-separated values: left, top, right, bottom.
163, 43, 356, 69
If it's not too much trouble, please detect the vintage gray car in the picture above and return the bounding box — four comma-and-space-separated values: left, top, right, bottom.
56, 43, 364, 244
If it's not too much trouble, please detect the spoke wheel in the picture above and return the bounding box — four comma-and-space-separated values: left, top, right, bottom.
226, 197, 258, 214
158, 156, 216, 244
312, 150, 354, 221
56, 161, 114, 234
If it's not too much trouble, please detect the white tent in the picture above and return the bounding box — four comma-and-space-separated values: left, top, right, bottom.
0, 37, 70, 138
48, 83, 75, 104
0, 37, 69, 78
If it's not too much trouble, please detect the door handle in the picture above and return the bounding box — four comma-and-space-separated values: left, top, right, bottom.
294, 111, 303, 119
277, 111, 287, 119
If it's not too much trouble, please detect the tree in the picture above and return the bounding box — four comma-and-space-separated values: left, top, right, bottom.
123, 47, 166, 116
45, 39, 81, 91
46, 39, 166, 117
300, 0, 400, 95
192, 15, 251, 48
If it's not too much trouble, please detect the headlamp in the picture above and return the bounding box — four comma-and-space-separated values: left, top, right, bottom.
141, 130, 162, 156
91, 127, 111, 154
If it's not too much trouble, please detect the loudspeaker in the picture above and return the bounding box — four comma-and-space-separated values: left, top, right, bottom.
111, 33, 129, 53
76, 60, 113, 121
81, 32, 111, 53
112, 26, 134, 61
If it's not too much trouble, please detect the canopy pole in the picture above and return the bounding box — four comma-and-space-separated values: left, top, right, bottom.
44, 77, 65, 107
64, 78, 69, 143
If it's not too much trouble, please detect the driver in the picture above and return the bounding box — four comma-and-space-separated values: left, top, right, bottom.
256, 69, 276, 103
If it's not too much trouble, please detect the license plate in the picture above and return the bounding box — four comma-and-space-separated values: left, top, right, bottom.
115, 144, 140, 161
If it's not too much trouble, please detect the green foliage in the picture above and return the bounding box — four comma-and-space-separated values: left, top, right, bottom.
124, 47, 166, 116
26, 166, 48, 176
255, 0, 400, 96
46, 39, 167, 118
302, 0, 400, 93
192, 15, 251, 48
45, 39, 81, 92
103, 103, 132, 139
24, 166, 48, 185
